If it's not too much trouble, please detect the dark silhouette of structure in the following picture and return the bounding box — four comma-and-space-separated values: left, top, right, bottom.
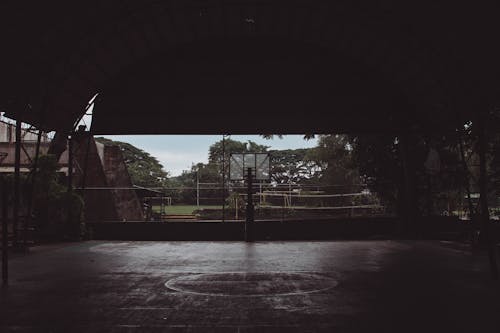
1, 1, 498, 135
1, 2, 500, 330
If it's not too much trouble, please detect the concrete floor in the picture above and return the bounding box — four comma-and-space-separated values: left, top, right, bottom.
1, 241, 499, 332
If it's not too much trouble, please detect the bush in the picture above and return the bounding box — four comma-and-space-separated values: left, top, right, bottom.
33, 155, 85, 240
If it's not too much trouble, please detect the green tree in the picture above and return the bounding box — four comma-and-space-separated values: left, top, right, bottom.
458, 109, 500, 213
208, 138, 269, 180
347, 132, 465, 215
209, 138, 269, 163
346, 134, 402, 211
95, 137, 168, 188
306, 135, 361, 192
269, 148, 321, 184
168, 138, 270, 204
33, 154, 84, 240
486, 109, 500, 198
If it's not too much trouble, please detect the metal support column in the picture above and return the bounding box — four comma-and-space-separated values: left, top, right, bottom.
25, 129, 43, 247
67, 133, 73, 229
13, 119, 22, 247
478, 113, 498, 280
79, 131, 93, 195
67, 134, 73, 193
1, 175, 8, 285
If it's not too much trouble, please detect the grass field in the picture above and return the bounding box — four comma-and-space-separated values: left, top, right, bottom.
153, 205, 222, 215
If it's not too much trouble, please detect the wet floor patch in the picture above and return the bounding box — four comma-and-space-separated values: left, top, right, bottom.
165, 272, 338, 297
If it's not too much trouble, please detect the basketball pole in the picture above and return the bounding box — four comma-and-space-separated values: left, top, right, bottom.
245, 167, 254, 242
222, 134, 227, 222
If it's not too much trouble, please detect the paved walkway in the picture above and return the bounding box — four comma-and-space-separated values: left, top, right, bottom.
1, 241, 499, 332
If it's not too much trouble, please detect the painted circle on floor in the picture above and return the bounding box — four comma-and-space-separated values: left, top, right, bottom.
165, 272, 338, 297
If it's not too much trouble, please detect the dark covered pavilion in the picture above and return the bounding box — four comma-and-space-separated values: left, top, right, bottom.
2, 0, 500, 255
2, 0, 500, 134
1, 1, 500, 332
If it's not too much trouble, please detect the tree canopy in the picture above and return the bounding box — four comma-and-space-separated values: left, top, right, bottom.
170, 136, 357, 190
269, 148, 321, 184
94, 137, 168, 188
208, 138, 269, 164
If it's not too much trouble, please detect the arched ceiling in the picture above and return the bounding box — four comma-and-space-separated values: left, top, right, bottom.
2, 0, 499, 134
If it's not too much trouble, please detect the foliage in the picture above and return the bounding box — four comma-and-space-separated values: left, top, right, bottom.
226, 192, 244, 210
170, 138, 269, 185
347, 132, 465, 215
269, 148, 321, 184
346, 134, 401, 210
209, 138, 324, 185
33, 154, 84, 240
261, 134, 316, 140
306, 135, 361, 192
95, 137, 168, 188
171, 136, 360, 196
487, 108, 500, 194
208, 138, 269, 179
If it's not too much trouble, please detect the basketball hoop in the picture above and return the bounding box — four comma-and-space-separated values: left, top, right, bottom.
229, 153, 270, 242
229, 153, 270, 181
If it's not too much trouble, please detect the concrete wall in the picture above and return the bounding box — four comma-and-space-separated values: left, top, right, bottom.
102, 145, 143, 221
72, 135, 143, 222
87, 217, 474, 241
73, 135, 118, 222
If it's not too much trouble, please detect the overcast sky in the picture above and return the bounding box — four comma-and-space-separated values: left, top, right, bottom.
102, 135, 318, 176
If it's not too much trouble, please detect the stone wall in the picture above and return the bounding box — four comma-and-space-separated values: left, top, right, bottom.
102, 145, 143, 221
72, 135, 118, 222
72, 135, 143, 222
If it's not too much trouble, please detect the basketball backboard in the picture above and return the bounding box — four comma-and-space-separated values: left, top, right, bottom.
230, 153, 270, 180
